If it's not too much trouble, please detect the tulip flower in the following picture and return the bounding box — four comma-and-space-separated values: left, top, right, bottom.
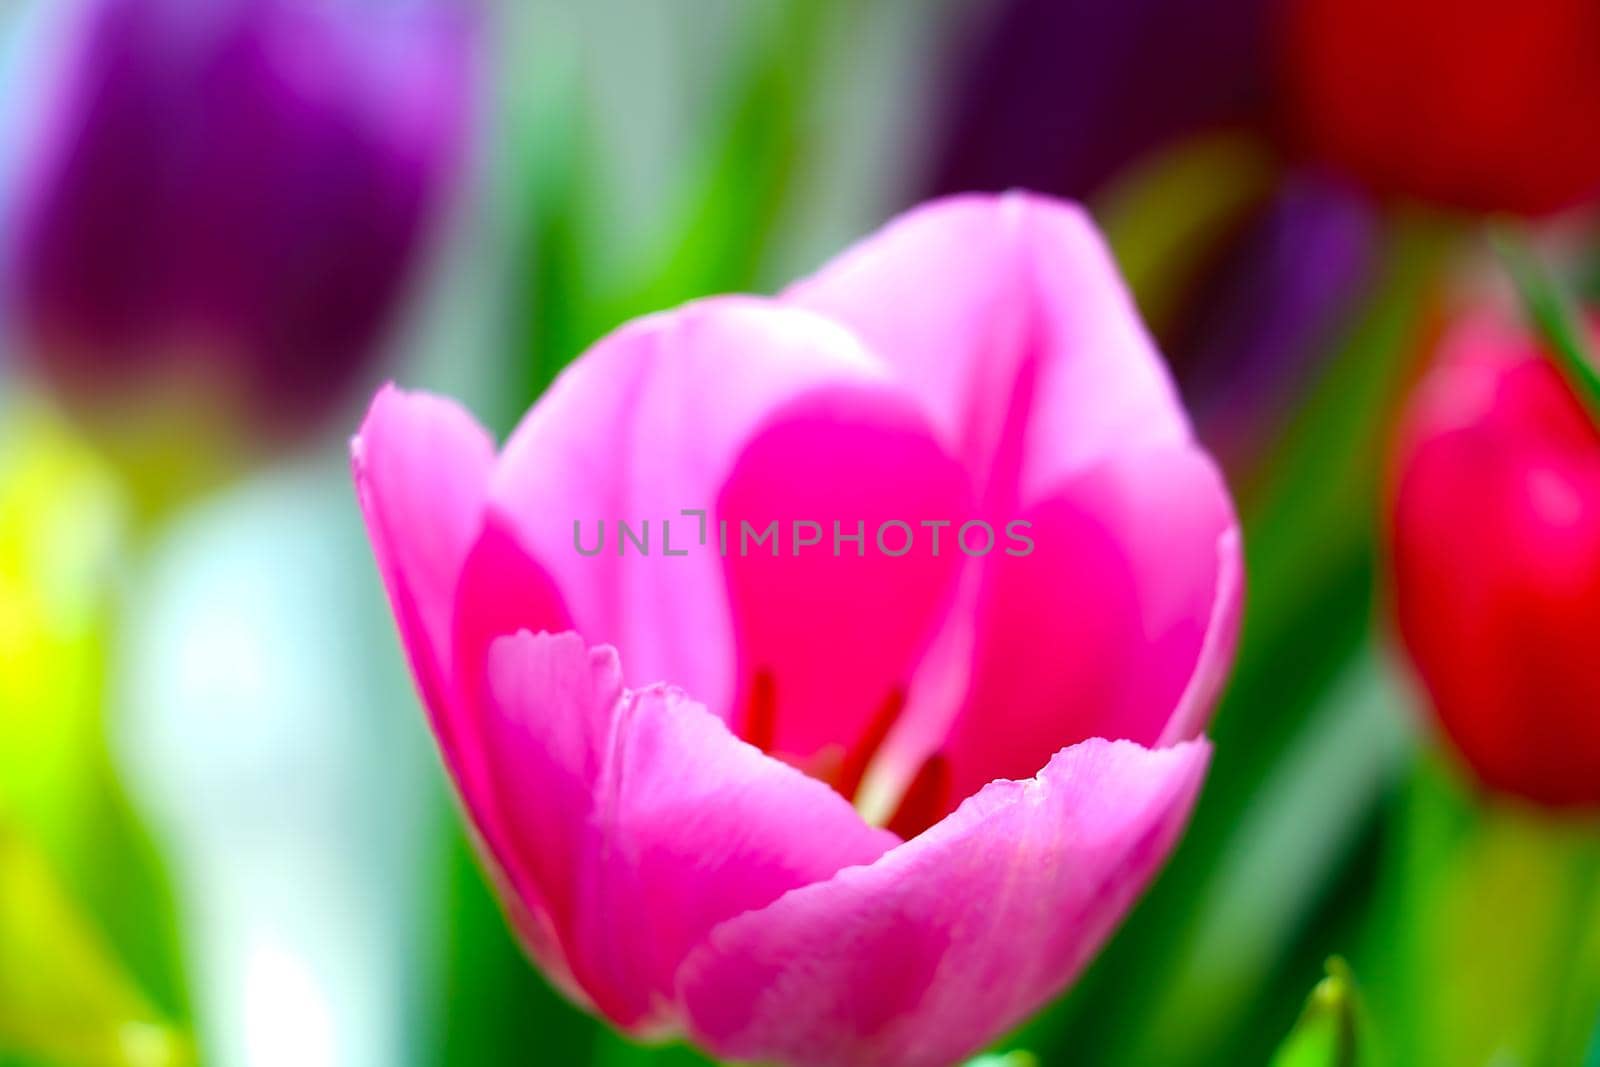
353, 194, 1242, 1066
1176, 176, 1377, 460
4, 0, 474, 447
1281, 0, 1600, 216
1391, 312, 1600, 808
925, 0, 1271, 200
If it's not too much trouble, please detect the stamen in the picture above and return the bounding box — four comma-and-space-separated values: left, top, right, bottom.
743, 675, 916, 814
744, 669, 777, 753
833, 687, 907, 803
885, 753, 951, 840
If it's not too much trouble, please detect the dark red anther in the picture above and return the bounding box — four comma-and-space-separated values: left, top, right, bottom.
744, 669, 777, 753
833, 687, 907, 804
742, 675, 916, 811
886, 753, 952, 840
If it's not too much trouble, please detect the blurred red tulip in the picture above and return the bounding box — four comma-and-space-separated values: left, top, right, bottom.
1391, 313, 1600, 808
1282, 0, 1600, 216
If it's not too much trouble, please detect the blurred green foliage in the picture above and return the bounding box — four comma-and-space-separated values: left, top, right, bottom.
506, 0, 838, 424
1494, 228, 1600, 422
0, 408, 189, 1064
0, 828, 190, 1067
1269, 960, 1364, 1067
1362, 759, 1600, 1067
431, 825, 598, 1067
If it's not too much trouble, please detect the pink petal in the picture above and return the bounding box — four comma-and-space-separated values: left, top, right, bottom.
480, 631, 898, 1033
451, 512, 573, 711
351, 386, 585, 998
350, 383, 494, 767
785, 192, 1192, 504
1162, 522, 1244, 748
787, 194, 1241, 813
932, 446, 1241, 807
717, 387, 971, 765
486, 295, 925, 721
678, 737, 1211, 1067
447, 518, 575, 932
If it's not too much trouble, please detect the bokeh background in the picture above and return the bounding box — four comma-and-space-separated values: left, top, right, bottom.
1, 1, 1597, 1065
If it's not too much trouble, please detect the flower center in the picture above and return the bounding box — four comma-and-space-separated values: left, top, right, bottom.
743, 670, 952, 838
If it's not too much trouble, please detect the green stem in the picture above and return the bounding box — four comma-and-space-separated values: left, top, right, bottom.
1538, 838, 1600, 1067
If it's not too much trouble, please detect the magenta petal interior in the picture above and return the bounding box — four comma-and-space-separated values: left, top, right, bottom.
717, 386, 972, 769
934, 445, 1240, 808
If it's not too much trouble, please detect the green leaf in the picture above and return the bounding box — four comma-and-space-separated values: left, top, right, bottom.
500, 7, 597, 426
1491, 227, 1600, 426
1130, 649, 1412, 1062
1361, 761, 1600, 1067
0, 826, 191, 1067
964, 1054, 1039, 1067
431, 824, 599, 1067
604, 0, 837, 316
589, 1031, 716, 1067
1269, 960, 1363, 1067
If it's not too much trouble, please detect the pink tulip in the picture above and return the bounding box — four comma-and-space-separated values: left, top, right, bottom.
353, 193, 1242, 1066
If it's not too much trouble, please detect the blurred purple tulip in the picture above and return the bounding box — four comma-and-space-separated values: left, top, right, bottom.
1174, 177, 1379, 460
925, 0, 1274, 200
6, 0, 476, 446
